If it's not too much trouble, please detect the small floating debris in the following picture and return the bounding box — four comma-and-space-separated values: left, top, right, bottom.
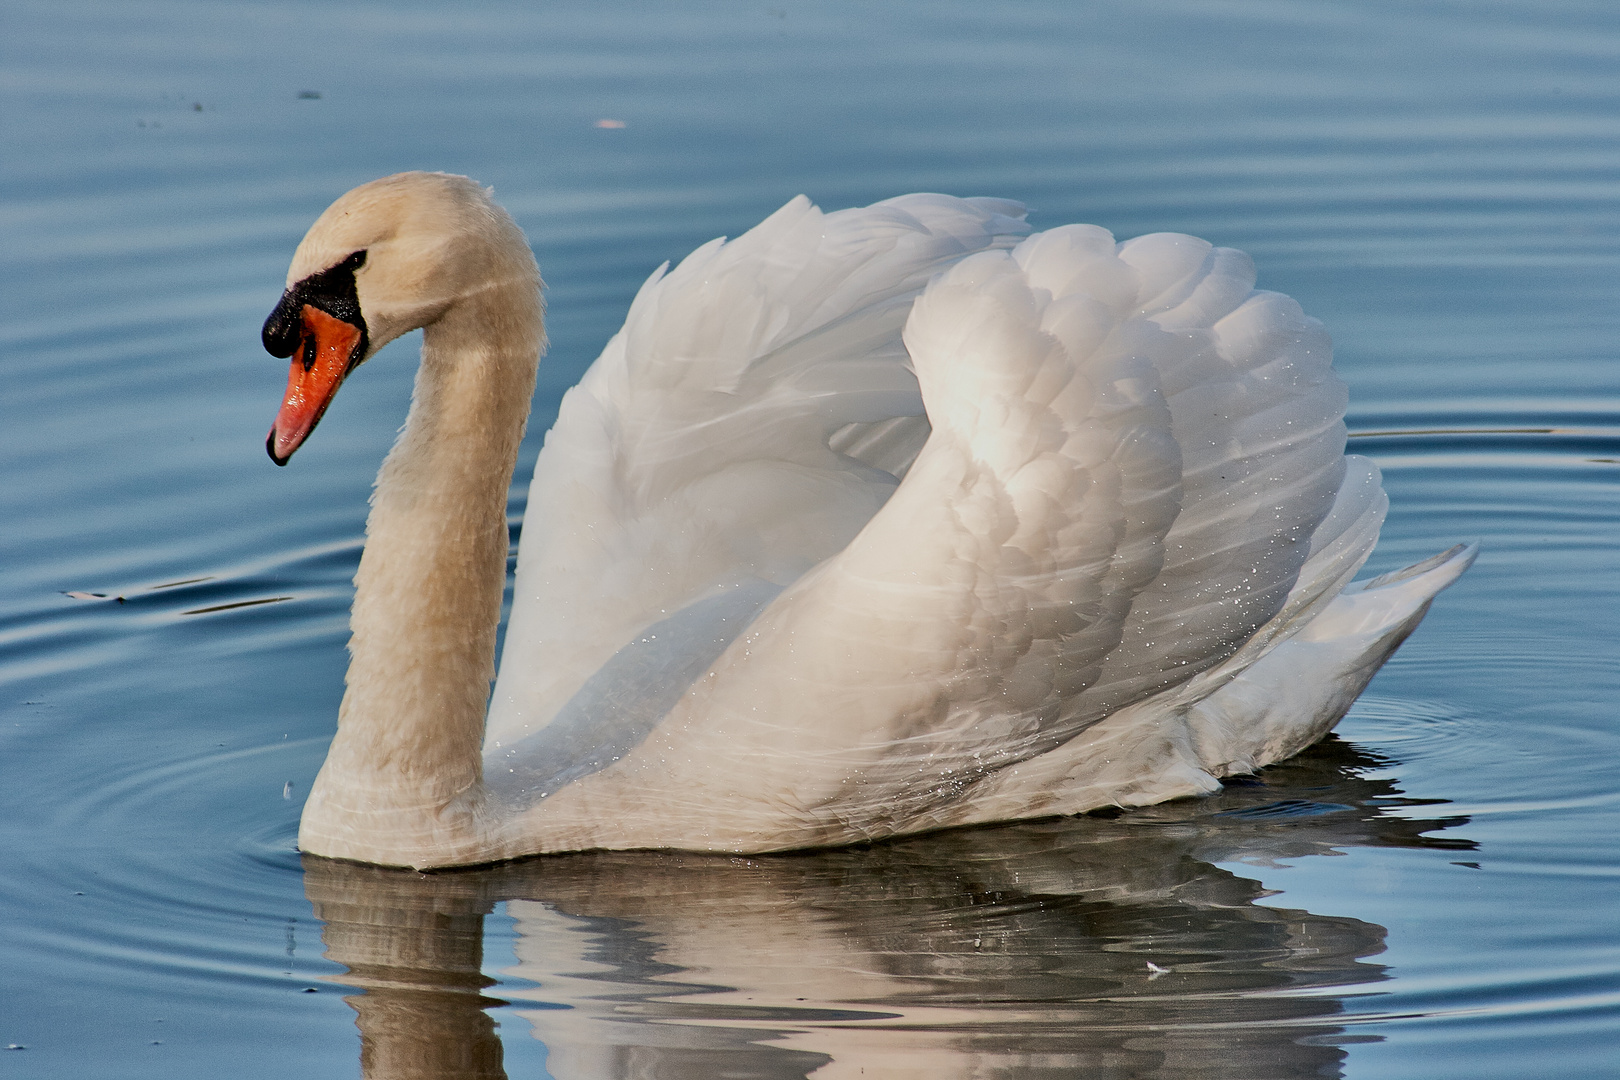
594, 118, 626, 129
150, 576, 213, 590
1348, 426, 1557, 438
297, 90, 322, 100
1146, 962, 1169, 979
183, 596, 293, 615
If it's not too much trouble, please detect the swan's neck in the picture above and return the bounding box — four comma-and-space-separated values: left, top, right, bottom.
302, 279, 542, 866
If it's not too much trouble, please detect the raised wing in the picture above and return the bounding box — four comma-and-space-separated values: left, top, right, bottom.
553, 224, 1359, 846
486, 194, 1029, 752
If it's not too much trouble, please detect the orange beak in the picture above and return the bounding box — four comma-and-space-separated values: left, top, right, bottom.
267, 305, 364, 465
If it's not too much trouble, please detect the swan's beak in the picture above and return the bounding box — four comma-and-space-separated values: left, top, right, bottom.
266, 305, 364, 465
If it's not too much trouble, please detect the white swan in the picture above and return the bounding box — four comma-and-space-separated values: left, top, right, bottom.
264, 171, 1472, 869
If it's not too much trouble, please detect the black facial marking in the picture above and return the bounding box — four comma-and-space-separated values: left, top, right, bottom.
262, 249, 370, 365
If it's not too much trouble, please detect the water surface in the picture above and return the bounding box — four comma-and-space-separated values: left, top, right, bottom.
3, 2, 1618, 1077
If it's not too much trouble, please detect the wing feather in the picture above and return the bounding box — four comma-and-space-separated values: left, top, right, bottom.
492, 212, 1373, 850
486, 195, 1028, 749
571, 226, 1360, 844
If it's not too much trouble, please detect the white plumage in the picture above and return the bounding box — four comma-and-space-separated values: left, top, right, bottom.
266, 172, 1470, 868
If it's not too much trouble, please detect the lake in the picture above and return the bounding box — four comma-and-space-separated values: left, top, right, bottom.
3, 1, 1617, 1077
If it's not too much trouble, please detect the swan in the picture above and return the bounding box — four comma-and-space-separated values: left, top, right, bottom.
264, 171, 1472, 869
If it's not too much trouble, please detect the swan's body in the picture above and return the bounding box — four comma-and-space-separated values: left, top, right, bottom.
266, 172, 1471, 869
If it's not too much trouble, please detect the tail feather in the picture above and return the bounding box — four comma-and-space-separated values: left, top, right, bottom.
1185, 541, 1478, 774
921, 541, 1476, 829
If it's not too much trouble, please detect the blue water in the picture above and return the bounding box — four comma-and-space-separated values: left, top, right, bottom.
3, 2, 1618, 1077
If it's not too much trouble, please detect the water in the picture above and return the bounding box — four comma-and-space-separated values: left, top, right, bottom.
3, 1, 1617, 1076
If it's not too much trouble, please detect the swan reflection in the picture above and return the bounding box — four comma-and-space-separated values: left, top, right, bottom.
304, 737, 1472, 1079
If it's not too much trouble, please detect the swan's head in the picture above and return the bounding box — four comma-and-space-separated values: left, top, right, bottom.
262, 171, 536, 464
